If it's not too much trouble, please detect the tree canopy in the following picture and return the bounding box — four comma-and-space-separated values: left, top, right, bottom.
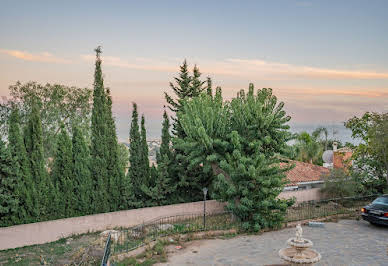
345, 112, 388, 192
0, 82, 92, 159
176, 84, 294, 230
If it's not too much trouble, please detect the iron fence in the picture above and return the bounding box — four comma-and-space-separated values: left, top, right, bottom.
285, 194, 379, 222
111, 211, 236, 255
101, 194, 382, 264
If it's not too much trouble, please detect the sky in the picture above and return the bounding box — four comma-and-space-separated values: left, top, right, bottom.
0, 0, 387, 142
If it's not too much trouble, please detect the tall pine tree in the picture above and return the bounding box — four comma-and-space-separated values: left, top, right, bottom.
139, 115, 150, 184
164, 61, 212, 202
158, 110, 172, 162
144, 110, 175, 205
72, 125, 93, 215
128, 103, 143, 205
164, 60, 208, 138
24, 100, 52, 220
0, 140, 19, 226
105, 88, 125, 211
8, 107, 35, 223
51, 125, 75, 217
90, 46, 109, 213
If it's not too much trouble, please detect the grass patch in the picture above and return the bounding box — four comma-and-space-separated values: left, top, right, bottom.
0, 231, 104, 265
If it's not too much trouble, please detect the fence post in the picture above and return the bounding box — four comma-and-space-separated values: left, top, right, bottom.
203, 188, 208, 230
101, 233, 111, 266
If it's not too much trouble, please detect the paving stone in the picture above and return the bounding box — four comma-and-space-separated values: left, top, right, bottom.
158, 220, 387, 266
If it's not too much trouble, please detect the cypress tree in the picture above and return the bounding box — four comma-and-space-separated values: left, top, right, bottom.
144, 111, 175, 205
72, 125, 93, 215
105, 88, 125, 211
8, 107, 35, 223
24, 100, 52, 220
90, 46, 109, 213
0, 140, 19, 226
139, 115, 150, 183
158, 110, 172, 162
128, 103, 143, 205
51, 125, 75, 217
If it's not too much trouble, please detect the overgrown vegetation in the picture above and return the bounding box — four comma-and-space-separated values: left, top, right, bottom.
0, 231, 104, 265
345, 112, 388, 193
320, 168, 360, 198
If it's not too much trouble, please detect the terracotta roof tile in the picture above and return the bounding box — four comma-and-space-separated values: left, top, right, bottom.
280, 160, 329, 187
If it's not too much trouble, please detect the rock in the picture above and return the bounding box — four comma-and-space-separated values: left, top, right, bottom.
100, 229, 118, 237
308, 222, 325, 227
111, 231, 121, 242
66, 238, 73, 245
100, 230, 120, 242
157, 224, 174, 231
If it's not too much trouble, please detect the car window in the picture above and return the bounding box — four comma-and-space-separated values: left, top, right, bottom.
372, 197, 388, 205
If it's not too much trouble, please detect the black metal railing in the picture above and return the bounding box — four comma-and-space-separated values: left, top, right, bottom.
285, 194, 379, 223
112, 211, 236, 255
101, 194, 382, 264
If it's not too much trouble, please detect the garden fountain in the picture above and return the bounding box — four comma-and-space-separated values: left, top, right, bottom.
279, 224, 321, 265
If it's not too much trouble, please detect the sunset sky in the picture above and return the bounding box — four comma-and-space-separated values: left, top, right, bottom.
1, 0, 387, 141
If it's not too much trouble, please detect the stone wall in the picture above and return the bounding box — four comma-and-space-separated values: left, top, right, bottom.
0, 200, 225, 250
279, 188, 323, 203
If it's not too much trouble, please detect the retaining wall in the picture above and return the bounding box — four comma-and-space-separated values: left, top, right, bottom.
279, 188, 323, 203
0, 189, 322, 250
0, 200, 225, 250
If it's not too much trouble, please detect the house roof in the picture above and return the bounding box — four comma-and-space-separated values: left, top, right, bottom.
335, 147, 353, 153
281, 160, 330, 187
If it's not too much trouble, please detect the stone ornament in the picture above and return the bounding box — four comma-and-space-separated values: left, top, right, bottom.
279, 224, 321, 265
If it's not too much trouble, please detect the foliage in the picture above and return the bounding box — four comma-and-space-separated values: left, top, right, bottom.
0, 140, 19, 226
0, 82, 92, 159
176, 85, 294, 231
105, 88, 126, 211
7, 107, 35, 223
128, 103, 144, 205
143, 111, 176, 205
164, 60, 209, 138
90, 47, 110, 213
118, 143, 129, 174
165, 61, 213, 202
294, 131, 322, 165
51, 125, 75, 217
139, 115, 150, 185
72, 125, 93, 215
320, 169, 360, 198
24, 100, 54, 219
312, 126, 329, 150
345, 112, 388, 193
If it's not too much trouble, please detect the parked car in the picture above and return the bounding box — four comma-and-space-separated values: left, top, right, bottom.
361, 195, 388, 226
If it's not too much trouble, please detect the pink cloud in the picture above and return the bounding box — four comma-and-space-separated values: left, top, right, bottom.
0, 49, 71, 64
